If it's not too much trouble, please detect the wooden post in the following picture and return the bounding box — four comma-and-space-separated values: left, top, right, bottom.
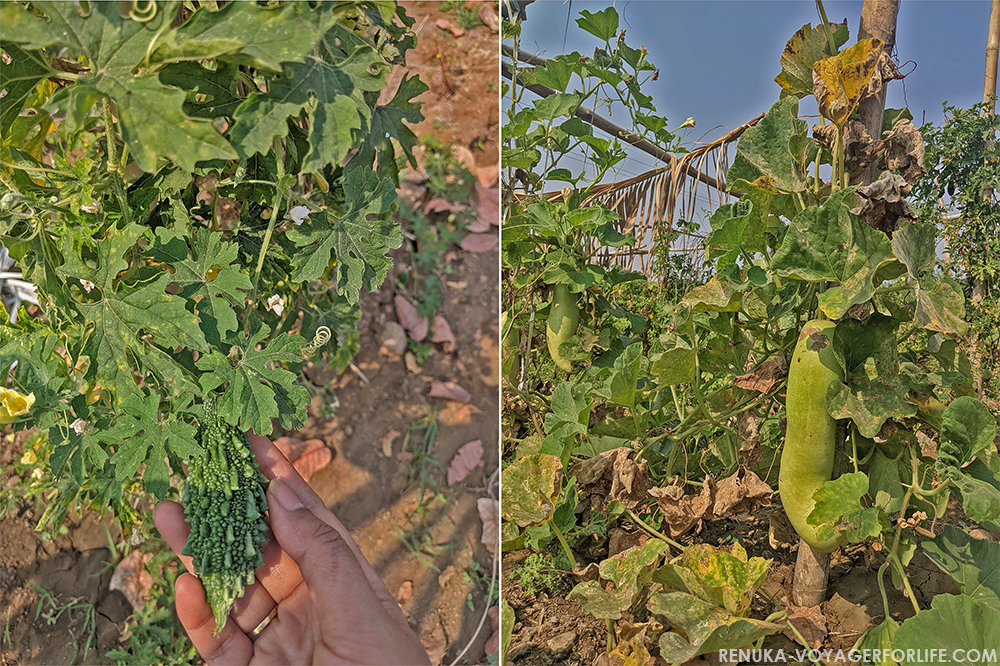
856, 0, 900, 186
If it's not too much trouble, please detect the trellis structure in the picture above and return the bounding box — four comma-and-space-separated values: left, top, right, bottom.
503, 45, 764, 280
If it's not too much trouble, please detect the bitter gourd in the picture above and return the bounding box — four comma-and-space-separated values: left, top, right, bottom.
182, 412, 269, 634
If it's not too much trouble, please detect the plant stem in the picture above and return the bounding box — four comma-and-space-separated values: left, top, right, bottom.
625, 507, 683, 551
548, 519, 577, 569
102, 98, 118, 174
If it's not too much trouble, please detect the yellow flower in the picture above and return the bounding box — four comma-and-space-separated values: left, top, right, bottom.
20, 450, 37, 465
0, 388, 35, 424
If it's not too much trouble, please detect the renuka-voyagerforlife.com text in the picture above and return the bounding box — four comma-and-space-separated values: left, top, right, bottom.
718, 649, 1000, 664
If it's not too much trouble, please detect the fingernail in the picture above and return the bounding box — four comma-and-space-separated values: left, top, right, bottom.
269, 479, 303, 511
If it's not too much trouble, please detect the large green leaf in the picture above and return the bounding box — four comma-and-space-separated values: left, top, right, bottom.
809, 472, 884, 543
599, 539, 668, 599
149, 228, 252, 348
893, 594, 1000, 664
652, 543, 770, 617
566, 581, 633, 620
774, 21, 850, 99
104, 393, 200, 499
923, 526, 1000, 611
726, 97, 809, 195
892, 219, 968, 336
349, 73, 427, 179
157, 61, 243, 120
0, 42, 54, 137
500, 454, 562, 527
1, 1, 238, 171
148, 1, 336, 72
771, 188, 895, 318
648, 590, 783, 663
593, 341, 643, 410
59, 224, 207, 400
286, 168, 400, 303
230, 24, 386, 171
939, 397, 998, 469
195, 316, 310, 435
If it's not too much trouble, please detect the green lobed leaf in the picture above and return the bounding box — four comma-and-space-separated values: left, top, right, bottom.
157, 61, 243, 120
808, 471, 884, 543
852, 618, 900, 666
651, 543, 770, 617
599, 539, 669, 599
593, 341, 643, 410
103, 393, 200, 499
230, 24, 386, 170
59, 224, 208, 400
892, 594, 1000, 664
148, 1, 336, 72
575, 7, 619, 42
648, 590, 783, 663
771, 188, 895, 319
774, 21, 850, 99
500, 454, 562, 527
726, 97, 809, 195
349, 73, 427, 179
939, 396, 998, 469
195, 316, 310, 435
922, 526, 1000, 611
566, 580, 633, 620
892, 219, 968, 336
827, 376, 917, 438
149, 228, 252, 348
286, 168, 401, 303
1, 1, 238, 172
0, 42, 54, 137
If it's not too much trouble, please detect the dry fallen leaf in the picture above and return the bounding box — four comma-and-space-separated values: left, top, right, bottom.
380, 429, 401, 458
109, 550, 154, 610
465, 215, 491, 234
460, 232, 498, 253
784, 602, 827, 649
424, 198, 467, 215
484, 606, 500, 654
429, 379, 472, 403
478, 497, 499, 553
395, 295, 429, 341
397, 580, 413, 604
273, 436, 326, 462
437, 401, 483, 426
734, 355, 787, 393
477, 162, 500, 188
435, 18, 465, 37
293, 445, 332, 483
404, 352, 423, 374
447, 439, 483, 485
429, 315, 456, 352
476, 182, 499, 226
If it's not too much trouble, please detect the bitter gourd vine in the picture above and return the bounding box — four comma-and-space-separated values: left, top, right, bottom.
182, 411, 269, 634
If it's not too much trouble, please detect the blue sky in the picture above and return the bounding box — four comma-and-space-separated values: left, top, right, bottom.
516, 1, 996, 182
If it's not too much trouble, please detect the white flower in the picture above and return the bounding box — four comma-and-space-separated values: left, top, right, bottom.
32, 468, 44, 481
287, 205, 310, 226
81, 201, 100, 214
80, 279, 95, 293
266, 294, 284, 317
70, 418, 89, 435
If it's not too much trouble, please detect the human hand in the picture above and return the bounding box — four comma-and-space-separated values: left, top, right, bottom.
154, 432, 431, 665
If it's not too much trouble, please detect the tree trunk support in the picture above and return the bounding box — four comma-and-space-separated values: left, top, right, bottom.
792, 539, 831, 607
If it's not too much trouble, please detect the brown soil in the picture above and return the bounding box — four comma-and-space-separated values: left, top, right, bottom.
1, 3, 499, 664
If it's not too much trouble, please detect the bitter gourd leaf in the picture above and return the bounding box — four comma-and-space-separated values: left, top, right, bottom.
182, 409, 269, 634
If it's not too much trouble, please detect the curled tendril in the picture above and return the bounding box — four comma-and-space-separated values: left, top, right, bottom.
129, 0, 157, 23
301, 326, 332, 358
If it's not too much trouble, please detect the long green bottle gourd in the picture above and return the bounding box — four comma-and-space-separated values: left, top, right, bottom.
182, 411, 270, 634
546, 284, 579, 373
778, 319, 844, 553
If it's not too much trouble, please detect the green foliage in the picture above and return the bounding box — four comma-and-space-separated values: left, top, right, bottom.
181, 410, 269, 634
507, 552, 565, 597
0, 1, 423, 541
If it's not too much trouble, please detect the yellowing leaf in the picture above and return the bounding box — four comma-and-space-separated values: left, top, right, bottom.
813, 38, 883, 126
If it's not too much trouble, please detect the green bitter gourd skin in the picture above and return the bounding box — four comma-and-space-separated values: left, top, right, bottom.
182, 413, 269, 634
778, 319, 844, 553
546, 284, 579, 373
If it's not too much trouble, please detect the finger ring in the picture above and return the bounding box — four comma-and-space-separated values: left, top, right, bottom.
247, 606, 278, 640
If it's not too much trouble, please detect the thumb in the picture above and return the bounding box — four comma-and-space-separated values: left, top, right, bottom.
267, 478, 380, 608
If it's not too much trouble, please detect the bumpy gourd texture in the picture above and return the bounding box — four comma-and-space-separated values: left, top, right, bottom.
778, 319, 844, 553
182, 415, 269, 634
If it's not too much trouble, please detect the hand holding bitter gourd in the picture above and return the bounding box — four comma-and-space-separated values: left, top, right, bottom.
778, 319, 845, 553
181, 409, 269, 634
